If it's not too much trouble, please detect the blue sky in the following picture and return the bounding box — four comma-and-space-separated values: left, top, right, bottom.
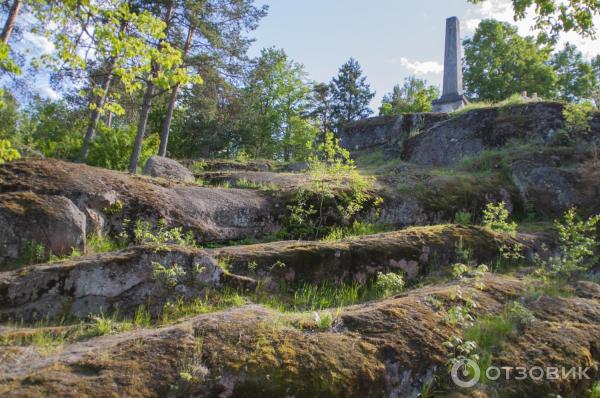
248, 0, 600, 109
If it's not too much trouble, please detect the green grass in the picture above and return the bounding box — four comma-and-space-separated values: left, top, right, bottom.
232, 177, 279, 191
589, 381, 600, 398
451, 101, 494, 116
159, 288, 248, 324
321, 221, 391, 241
86, 233, 123, 255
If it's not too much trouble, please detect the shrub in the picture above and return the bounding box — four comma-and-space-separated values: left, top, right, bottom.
374, 272, 405, 296
152, 262, 186, 289
133, 219, 197, 247
540, 208, 600, 279
285, 132, 381, 239
482, 201, 517, 236
453, 211, 472, 225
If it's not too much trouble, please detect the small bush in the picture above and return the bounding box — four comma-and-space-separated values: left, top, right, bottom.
374, 272, 405, 296
453, 211, 472, 225
505, 301, 535, 328
133, 219, 197, 247
540, 208, 600, 279
152, 262, 186, 289
482, 201, 517, 236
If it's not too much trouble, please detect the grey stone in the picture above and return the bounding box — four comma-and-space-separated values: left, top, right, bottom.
405, 102, 566, 166
510, 160, 577, 217
339, 113, 449, 152
0, 245, 254, 321
0, 192, 86, 266
143, 156, 195, 183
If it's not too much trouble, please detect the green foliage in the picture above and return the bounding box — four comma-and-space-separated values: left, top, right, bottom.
467, 0, 600, 41
152, 262, 187, 289
563, 102, 594, 135
0, 139, 20, 164
133, 305, 152, 328
589, 381, 600, 398
482, 201, 517, 235
27, 99, 86, 160
539, 208, 600, 279
233, 178, 279, 191
504, 301, 535, 328
87, 126, 159, 171
159, 289, 247, 324
86, 234, 123, 255
18, 240, 46, 266
316, 312, 334, 329
453, 211, 472, 225
132, 219, 197, 247
284, 132, 379, 239
552, 43, 597, 102
240, 47, 313, 160
374, 272, 405, 296
321, 221, 389, 241
463, 19, 556, 101
330, 58, 375, 130
88, 312, 133, 337
379, 76, 439, 115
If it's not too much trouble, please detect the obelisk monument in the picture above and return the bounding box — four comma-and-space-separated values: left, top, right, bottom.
432, 17, 468, 112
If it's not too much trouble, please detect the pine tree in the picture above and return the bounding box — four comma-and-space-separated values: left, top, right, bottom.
330, 58, 375, 131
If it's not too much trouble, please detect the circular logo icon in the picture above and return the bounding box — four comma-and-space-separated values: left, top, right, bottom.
450, 359, 480, 388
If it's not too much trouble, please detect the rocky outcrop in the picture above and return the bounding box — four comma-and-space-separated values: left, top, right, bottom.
0, 245, 254, 322
1, 274, 598, 397
404, 102, 567, 166
211, 225, 531, 284
509, 158, 600, 218
0, 226, 530, 322
0, 192, 86, 267
0, 160, 284, 259
142, 156, 195, 183
340, 113, 449, 152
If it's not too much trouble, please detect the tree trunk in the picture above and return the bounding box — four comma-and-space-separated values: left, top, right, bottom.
129, 0, 175, 171
78, 58, 116, 162
158, 23, 195, 156
128, 81, 154, 173
1, 0, 21, 44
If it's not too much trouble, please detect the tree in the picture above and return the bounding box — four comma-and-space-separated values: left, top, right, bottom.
157, 0, 267, 157
330, 58, 375, 131
551, 43, 596, 102
37, 1, 174, 161
307, 82, 333, 136
379, 76, 440, 115
467, 0, 600, 41
240, 47, 311, 160
463, 19, 556, 101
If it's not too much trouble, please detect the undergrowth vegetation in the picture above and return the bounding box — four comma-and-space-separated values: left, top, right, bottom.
283, 132, 382, 239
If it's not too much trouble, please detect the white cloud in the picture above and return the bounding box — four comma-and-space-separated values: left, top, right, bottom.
394, 57, 444, 75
